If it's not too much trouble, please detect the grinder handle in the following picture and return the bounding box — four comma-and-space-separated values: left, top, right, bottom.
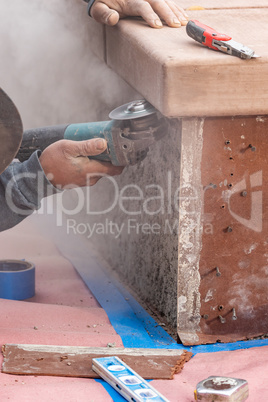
16, 121, 114, 163
16, 125, 68, 162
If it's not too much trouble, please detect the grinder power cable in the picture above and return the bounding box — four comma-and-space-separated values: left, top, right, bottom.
17, 99, 168, 166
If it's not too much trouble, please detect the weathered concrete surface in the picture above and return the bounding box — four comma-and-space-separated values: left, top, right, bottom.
178, 116, 268, 345
177, 119, 204, 345
197, 116, 268, 344
62, 120, 182, 329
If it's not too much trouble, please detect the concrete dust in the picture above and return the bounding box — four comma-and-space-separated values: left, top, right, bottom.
0, 0, 138, 129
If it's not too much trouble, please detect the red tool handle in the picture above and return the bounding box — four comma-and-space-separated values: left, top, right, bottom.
186, 20, 232, 50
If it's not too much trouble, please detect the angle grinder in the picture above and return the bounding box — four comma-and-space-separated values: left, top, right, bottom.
16, 99, 168, 166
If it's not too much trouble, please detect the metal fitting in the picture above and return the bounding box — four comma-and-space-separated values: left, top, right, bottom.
218, 315, 226, 324
232, 308, 237, 321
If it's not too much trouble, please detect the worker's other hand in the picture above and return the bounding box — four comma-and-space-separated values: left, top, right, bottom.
39, 138, 123, 189
90, 0, 189, 28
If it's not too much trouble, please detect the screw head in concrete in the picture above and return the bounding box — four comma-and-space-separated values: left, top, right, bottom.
218, 315, 226, 324
249, 144, 256, 151
215, 267, 221, 276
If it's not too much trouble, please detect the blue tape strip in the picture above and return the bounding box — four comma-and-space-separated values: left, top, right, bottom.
72, 255, 267, 402
95, 379, 127, 402
73, 255, 268, 353
72, 256, 158, 348
112, 275, 268, 354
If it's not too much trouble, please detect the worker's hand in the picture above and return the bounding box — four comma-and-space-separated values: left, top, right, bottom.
39, 138, 123, 189
90, 0, 189, 28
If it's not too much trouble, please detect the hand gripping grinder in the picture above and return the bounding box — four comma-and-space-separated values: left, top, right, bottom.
16, 100, 168, 166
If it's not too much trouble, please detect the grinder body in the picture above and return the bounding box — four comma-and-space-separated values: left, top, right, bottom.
16, 100, 167, 167
17, 120, 119, 164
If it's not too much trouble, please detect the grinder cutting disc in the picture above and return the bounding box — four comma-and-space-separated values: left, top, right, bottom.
109, 99, 157, 120
0, 88, 23, 174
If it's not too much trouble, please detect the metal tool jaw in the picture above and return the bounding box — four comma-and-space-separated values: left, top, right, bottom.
108, 100, 168, 166
212, 38, 259, 59
186, 20, 259, 60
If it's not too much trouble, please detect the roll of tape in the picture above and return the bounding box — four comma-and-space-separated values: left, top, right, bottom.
0, 260, 35, 300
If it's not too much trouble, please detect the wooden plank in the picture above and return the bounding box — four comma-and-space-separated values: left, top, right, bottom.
86, 0, 268, 65
106, 9, 268, 117
179, 0, 268, 9
2, 344, 192, 380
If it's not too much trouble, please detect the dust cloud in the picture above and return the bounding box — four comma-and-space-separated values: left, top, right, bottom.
0, 0, 139, 130
0, 1, 179, 329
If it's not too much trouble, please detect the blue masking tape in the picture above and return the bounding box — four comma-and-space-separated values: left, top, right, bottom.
0, 260, 35, 300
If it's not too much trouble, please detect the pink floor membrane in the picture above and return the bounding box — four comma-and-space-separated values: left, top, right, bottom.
152, 346, 268, 401
0, 217, 267, 401
0, 218, 121, 401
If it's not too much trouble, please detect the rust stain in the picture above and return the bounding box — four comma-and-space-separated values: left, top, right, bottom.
198, 116, 268, 344
177, 116, 268, 345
